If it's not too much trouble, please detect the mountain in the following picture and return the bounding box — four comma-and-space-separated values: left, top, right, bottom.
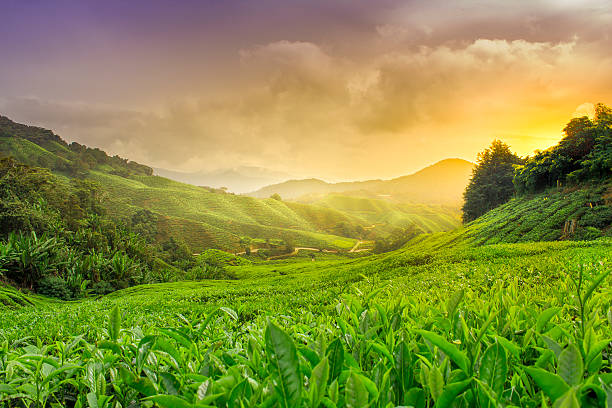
249, 158, 474, 204
154, 166, 293, 194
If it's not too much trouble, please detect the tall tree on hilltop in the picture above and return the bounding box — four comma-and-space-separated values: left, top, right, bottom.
462, 140, 524, 222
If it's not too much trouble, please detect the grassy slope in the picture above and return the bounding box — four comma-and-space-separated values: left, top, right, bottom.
1, 134, 460, 252
309, 194, 460, 233
89, 171, 364, 251
0, 137, 70, 167
1, 233, 609, 342
2, 181, 611, 340
462, 183, 612, 244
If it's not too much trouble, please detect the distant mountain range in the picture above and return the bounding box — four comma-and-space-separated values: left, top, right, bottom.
249, 159, 474, 204
153, 166, 294, 194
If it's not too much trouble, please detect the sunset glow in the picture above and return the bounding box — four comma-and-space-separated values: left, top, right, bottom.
1, 0, 611, 180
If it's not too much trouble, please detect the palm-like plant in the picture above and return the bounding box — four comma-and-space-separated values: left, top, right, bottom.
109, 252, 138, 282
6, 232, 62, 288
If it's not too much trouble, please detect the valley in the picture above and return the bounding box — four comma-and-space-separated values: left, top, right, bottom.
0, 109, 611, 407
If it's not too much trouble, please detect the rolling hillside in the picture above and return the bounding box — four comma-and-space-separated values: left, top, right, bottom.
0, 115, 461, 252
249, 158, 474, 204
306, 194, 461, 234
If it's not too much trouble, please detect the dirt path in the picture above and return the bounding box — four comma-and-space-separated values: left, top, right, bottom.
349, 240, 364, 253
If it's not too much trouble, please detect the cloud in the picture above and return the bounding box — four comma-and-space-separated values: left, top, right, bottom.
2, 35, 612, 179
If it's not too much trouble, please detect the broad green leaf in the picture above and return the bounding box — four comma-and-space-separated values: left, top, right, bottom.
480, 342, 507, 396
494, 336, 521, 360
220, 306, 238, 321
558, 344, 583, 386
429, 366, 444, 402
537, 307, 561, 333
585, 339, 610, 368
370, 342, 393, 364
265, 322, 302, 408
309, 357, 329, 407
108, 306, 120, 342
436, 378, 472, 408
146, 395, 194, 408
542, 335, 562, 359
553, 387, 580, 408
0, 384, 17, 394
357, 373, 379, 400
394, 341, 412, 398
583, 269, 611, 305
345, 371, 368, 408
160, 372, 180, 395
525, 367, 569, 402
446, 290, 464, 317
416, 330, 469, 373
320, 396, 338, 408
326, 338, 344, 383
475, 378, 499, 408
87, 392, 99, 408
228, 380, 246, 408
155, 337, 183, 368
405, 387, 426, 408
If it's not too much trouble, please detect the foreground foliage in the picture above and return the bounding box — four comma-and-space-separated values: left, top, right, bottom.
0, 238, 610, 407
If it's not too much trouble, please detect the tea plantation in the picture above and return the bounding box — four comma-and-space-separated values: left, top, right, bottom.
1, 232, 610, 407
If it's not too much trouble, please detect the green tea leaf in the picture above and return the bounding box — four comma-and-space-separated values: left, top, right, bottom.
558, 344, 583, 386
536, 307, 561, 333
553, 387, 580, 408
525, 367, 569, 401
480, 342, 507, 396
345, 371, 368, 408
265, 321, 302, 408
309, 357, 329, 407
326, 338, 344, 383
436, 378, 472, 408
446, 290, 464, 318
416, 329, 469, 373
108, 306, 120, 342
146, 395, 194, 408
429, 366, 444, 401
394, 341, 412, 398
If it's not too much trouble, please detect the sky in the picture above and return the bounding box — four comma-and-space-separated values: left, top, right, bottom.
1, 0, 611, 181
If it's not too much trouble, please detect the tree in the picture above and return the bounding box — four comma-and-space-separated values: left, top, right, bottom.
513, 103, 612, 192
270, 193, 282, 201
462, 140, 524, 222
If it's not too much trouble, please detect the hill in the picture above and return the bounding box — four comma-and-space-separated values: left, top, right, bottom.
154, 166, 293, 194
305, 194, 461, 235
249, 158, 474, 204
0, 115, 461, 253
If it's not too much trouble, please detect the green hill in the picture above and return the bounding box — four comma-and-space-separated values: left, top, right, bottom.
0, 115, 462, 252
306, 194, 461, 234
87, 170, 365, 251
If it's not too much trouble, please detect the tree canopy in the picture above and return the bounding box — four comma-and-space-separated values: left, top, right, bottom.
462, 140, 524, 222
513, 103, 612, 194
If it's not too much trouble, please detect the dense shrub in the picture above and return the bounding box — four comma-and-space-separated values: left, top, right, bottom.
90, 280, 115, 295
573, 226, 603, 240
36, 276, 72, 300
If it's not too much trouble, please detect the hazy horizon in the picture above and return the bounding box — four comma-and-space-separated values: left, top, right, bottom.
2, 0, 611, 180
